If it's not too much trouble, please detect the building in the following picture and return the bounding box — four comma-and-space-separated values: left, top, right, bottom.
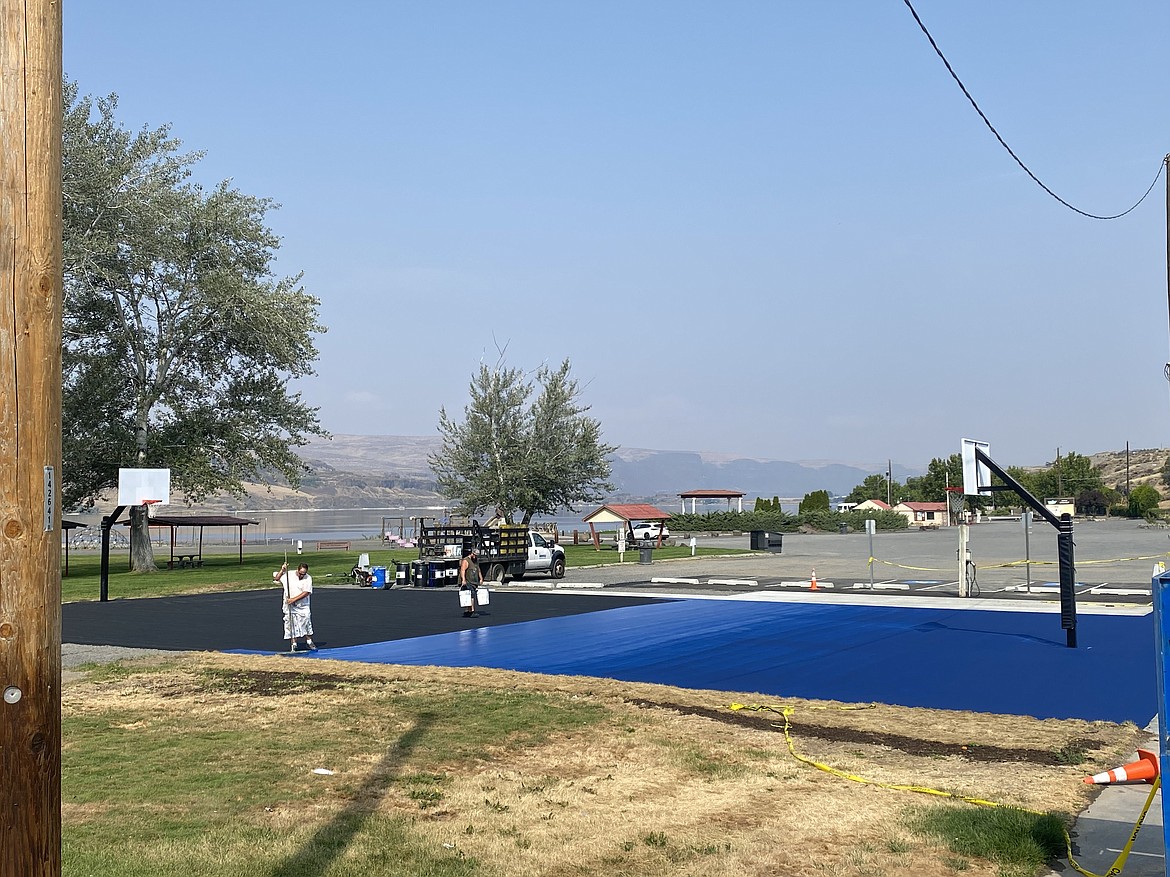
893, 501, 949, 529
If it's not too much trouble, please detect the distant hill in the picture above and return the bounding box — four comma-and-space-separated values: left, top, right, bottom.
182, 436, 1169, 512
286, 435, 915, 508
1089, 448, 1168, 493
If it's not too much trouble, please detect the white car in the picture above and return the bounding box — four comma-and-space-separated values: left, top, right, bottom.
629, 521, 670, 542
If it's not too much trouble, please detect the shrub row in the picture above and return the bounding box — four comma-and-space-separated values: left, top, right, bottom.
667, 509, 908, 534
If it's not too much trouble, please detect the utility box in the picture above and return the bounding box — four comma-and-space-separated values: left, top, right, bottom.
750, 531, 783, 552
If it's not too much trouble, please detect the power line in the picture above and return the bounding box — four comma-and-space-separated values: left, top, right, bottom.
902, 0, 1164, 220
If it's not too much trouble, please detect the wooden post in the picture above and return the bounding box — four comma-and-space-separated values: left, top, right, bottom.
0, 1, 64, 875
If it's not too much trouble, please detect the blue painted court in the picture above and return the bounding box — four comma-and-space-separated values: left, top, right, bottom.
282, 598, 1155, 724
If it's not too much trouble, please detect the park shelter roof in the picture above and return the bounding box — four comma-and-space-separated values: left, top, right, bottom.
582, 503, 672, 525
678, 489, 745, 499
147, 514, 260, 527
135, 514, 260, 567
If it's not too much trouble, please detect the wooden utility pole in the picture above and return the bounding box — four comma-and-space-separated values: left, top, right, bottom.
0, 1, 64, 875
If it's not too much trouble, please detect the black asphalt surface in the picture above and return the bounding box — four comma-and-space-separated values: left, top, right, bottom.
62, 586, 665, 653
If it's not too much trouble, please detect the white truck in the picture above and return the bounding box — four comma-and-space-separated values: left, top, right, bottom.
516, 530, 566, 580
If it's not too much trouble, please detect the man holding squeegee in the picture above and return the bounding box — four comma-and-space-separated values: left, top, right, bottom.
275, 560, 318, 651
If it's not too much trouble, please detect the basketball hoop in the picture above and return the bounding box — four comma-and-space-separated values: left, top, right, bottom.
944, 486, 966, 516
142, 499, 161, 518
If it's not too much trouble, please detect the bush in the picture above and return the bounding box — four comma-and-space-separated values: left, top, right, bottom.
669, 510, 798, 533
842, 509, 909, 532
667, 508, 908, 534
1129, 484, 1162, 518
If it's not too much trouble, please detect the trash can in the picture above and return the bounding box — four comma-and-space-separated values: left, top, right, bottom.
395, 561, 408, 587
639, 541, 654, 564
370, 566, 388, 589
750, 530, 766, 550
411, 560, 427, 587
838, 523, 848, 535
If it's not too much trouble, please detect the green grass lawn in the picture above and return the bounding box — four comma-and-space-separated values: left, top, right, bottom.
60, 543, 748, 602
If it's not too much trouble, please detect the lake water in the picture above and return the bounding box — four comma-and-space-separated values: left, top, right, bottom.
65, 506, 604, 546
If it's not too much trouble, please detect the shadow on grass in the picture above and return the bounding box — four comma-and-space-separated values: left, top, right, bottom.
267, 712, 438, 877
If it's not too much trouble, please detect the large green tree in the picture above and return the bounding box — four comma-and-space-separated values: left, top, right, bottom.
430, 358, 615, 524
63, 82, 326, 569
901, 455, 961, 502
845, 473, 899, 505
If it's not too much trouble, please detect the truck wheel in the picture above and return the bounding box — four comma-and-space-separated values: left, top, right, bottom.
552, 557, 566, 579
488, 564, 506, 583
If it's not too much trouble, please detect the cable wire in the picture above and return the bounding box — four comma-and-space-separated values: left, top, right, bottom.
902, 0, 1164, 220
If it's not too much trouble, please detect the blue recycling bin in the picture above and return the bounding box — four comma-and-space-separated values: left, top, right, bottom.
370, 566, 388, 589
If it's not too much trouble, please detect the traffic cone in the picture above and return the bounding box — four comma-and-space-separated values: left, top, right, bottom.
810, 568, 818, 590
1084, 749, 1159, 785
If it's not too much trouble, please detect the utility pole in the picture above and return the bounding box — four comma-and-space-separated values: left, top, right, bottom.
887, 459, 892, 506
0, 2, 64, 875
1126, 441, 1131, 498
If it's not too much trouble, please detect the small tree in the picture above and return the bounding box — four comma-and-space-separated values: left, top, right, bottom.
1076, 489, 1109, 517
798, 490, 831, 514
1128, 484, 1162, 518
431, 358, 615, 523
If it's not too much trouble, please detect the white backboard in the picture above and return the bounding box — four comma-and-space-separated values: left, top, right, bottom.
960, 439, 991, 496
117, 468, 171, 506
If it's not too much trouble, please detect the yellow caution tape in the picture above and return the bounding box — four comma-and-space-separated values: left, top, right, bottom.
870, 551, 1170, 574
727, 703, 1159, 877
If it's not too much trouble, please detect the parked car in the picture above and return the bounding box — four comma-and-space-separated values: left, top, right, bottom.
629, 521, 670, 541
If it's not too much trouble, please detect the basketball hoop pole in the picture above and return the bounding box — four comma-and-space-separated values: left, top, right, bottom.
945, 487, 969, 597
971, 446, 1078, 648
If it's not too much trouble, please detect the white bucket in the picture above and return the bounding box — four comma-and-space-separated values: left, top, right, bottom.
476, 587, 490, 606
458, 589, 473, 608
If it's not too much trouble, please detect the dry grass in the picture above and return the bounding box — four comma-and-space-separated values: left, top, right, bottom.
62, 653, 1147, 877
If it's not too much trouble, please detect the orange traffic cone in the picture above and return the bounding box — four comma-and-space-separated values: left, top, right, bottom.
810, 568, 818, 590
1084, 749, 1159, 785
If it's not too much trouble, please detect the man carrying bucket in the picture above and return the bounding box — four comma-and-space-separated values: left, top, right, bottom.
458, 547, 481, 618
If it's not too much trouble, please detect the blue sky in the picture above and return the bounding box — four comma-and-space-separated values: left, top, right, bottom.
64, 2, 1170, 470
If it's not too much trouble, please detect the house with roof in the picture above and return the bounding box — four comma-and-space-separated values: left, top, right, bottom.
582, 503, 672, 548
852, 499, 891, 513
892, 501, 949, 529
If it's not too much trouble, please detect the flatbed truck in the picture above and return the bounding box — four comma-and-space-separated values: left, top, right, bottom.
417, 522, 566, 582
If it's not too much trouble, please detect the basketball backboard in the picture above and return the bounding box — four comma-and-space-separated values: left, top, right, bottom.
960, 439, 991, 496
117, 468, 171, 506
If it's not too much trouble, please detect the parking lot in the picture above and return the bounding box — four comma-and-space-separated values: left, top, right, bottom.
545, 518, 1170, 606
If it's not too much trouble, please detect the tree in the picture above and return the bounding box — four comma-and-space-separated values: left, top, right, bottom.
845, 474, 899, 505
430, 358, 615, 524
1128, 484, 1162, 518
63, 82, 326, 569
900, 455, 961, 502
798, 490, 830, 514
1076, 489, 1110, 516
